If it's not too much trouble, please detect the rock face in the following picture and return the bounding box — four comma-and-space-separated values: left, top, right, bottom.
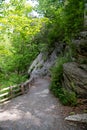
28, 42, 65, 79
28, 30, 87, 99
63, 62, 87, 98
63, 31, 87, 98
72, 31, 87, 64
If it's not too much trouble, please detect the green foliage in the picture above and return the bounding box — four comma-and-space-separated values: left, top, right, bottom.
59, 89, 77, 106
0, 73, 27, 89
50, 56, 68, 93
37, 0, 84, 51
36, 1, 65, 51
63, 0, 84, 38
0, 0, 48, 89
50, 55, 77, 106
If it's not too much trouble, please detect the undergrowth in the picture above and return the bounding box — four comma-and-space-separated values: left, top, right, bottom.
0, 73, 27, 90
49, 55, 77, 106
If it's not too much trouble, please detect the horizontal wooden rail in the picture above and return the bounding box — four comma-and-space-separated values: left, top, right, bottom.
0, 97, 12, 103
0, 92, 22, 103
0, 85, 24, 103
0, 92, 9, 98
0, 87, 10, 92
0, 78, 33, 104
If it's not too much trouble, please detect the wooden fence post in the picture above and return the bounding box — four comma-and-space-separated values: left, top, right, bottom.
10, 86, 13, 98
21, 85, 25, 94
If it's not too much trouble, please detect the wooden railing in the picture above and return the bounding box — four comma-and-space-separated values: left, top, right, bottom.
0, 78, 33, 104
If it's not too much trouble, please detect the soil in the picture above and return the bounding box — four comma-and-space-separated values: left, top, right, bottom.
0, 78, 87, 130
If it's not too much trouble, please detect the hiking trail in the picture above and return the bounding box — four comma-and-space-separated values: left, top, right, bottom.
0, 78, 86, 130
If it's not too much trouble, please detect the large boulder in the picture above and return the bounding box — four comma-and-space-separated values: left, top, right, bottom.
28, 51, 58, 79
28, 42, 65, 79
63, 62, 87, 98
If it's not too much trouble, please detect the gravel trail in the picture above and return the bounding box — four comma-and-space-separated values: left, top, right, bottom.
0, 78, 86, 130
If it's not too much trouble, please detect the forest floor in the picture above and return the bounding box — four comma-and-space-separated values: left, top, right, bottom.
0, 78, 87, 130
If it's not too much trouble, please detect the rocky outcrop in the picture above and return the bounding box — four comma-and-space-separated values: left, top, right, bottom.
62, 31, 87, 98
28, 42, 65, 79
28, 29, 87, 99
72, 31, 87, 64
63, 62, 87, 98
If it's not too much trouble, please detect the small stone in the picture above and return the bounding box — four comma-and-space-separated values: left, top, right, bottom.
65, 114, 87, 123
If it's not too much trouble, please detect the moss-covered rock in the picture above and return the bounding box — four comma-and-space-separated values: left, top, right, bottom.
63, 62, 87, 98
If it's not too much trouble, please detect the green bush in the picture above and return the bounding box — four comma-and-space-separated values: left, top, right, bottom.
50, 55, 77, 106
37, 0, 84, 50
0, 73, 27, 89
59, 89, 77, 106
64, 0, 84, 38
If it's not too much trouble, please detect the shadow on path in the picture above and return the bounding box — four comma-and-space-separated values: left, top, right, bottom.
0, 78, 87, 130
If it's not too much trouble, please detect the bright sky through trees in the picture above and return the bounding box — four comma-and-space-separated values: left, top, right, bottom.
4, 0, 39, 17
5, 0, 38, 6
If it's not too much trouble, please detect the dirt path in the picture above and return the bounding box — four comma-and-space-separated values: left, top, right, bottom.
0, 78, 86, 130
